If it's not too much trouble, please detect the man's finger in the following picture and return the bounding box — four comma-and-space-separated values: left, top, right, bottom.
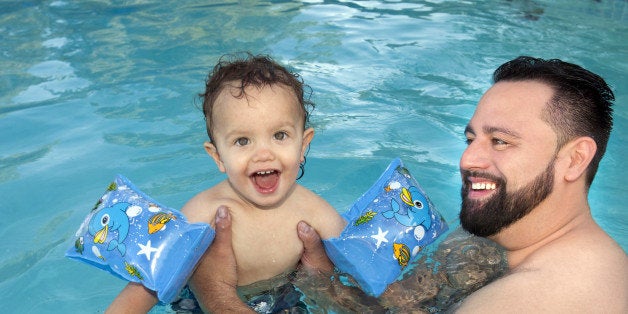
298, 221, 334, 274
189, 205, 251, 313
211, 205, 233, 253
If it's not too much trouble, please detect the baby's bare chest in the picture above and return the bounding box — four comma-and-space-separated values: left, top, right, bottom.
230, 213, 305, 284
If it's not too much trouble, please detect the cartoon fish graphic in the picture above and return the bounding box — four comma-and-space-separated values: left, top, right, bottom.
74, 236, 84, 254
88, 202, 131, 256
354, 210, 377, 226
393, 242, 411, 268
148, 212, 176, 234
124, 262, 143, 280
382, 186, 432, 230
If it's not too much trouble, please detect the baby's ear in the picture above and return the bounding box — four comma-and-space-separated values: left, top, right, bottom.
301, 128, 315, 162
563, 137, 596, 182
204, 142, 226, 173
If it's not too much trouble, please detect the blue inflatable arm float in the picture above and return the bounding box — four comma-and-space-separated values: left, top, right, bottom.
65, 175, 215, 303
323, 158, 448, 297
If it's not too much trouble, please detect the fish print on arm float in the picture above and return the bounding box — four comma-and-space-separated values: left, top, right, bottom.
66, 175, 215, 303
324, 158, 448, 296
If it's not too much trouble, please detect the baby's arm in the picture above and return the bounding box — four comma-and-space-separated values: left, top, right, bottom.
304, 191, 347, 240
104, 186, 222, 313
180, 187, 223, 225
104, 193, 207, 313
106, 282, 158, 313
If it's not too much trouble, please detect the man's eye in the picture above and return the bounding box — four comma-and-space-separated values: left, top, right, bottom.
492, 138, 508, 146
464, 134, 475, 145
274, 131, 287, 141
235, 138, 249, 146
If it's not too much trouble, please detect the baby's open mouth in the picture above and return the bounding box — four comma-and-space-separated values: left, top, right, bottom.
252, 170, 280, 192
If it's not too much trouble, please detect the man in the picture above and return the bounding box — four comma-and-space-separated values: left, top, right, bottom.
190, 57, 628, 313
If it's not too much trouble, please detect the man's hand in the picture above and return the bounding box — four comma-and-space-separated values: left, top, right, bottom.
295, 221, 388, 312
188, 206, 253, 313
297, 221, 334, 275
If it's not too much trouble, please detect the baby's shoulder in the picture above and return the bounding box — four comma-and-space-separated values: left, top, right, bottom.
292, 185, 346, 238
180, 181, 241, 224
293, 184, 331, 205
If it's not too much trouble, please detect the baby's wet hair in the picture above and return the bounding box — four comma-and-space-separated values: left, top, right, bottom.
199, 52, 314, 179
200, 52, 314, 143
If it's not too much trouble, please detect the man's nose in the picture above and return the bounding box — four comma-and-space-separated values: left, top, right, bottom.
460, 140, 490, 171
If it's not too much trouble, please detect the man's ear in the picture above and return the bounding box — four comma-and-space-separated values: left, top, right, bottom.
301, 128, 315, 163
562, 137, 596, 182
204, 141, 226, 173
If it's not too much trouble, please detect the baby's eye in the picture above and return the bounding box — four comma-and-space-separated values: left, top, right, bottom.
235, 137, 249, 146
274, 131, 288, 141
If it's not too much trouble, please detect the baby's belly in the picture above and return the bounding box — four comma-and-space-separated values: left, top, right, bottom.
234, 237, 303, 286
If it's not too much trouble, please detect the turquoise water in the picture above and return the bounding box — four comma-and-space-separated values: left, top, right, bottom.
1, 0, 626, 312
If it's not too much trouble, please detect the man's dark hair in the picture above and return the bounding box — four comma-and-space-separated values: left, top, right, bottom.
493, 56, 614, 186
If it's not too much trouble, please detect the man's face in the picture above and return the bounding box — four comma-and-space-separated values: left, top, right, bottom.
459, 80, 559, 237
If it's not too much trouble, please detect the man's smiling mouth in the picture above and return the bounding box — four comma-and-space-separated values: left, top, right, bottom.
471, 182, 497, 190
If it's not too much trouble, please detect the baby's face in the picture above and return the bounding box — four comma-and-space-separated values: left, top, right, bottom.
206, 83, 313, 208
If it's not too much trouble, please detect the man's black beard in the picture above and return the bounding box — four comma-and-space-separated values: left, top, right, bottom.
460, 158, 555, 237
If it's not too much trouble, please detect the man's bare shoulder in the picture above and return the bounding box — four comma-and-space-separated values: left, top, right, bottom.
535, 220, 627, 286
457, 224, 627, 313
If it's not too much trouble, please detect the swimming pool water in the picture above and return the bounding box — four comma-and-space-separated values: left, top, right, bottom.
1, 0, 626, 312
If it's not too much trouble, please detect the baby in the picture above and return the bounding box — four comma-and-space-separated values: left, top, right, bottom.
106, 53, 346, 312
